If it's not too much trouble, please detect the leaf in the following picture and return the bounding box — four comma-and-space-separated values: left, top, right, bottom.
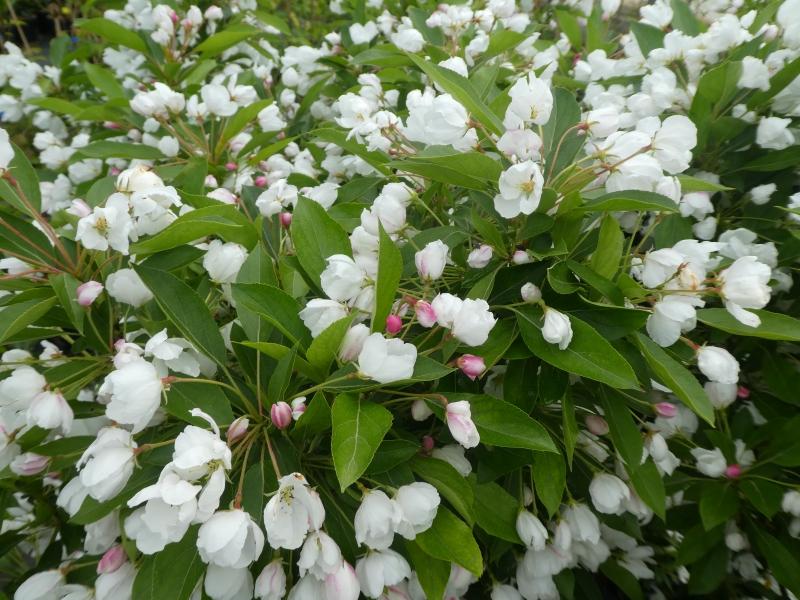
590, 214, 624, 280
84, 63, 127, 99
600, 561, 644, 600
696, 308, 800, 342
700, 482, 740, 530
8, 143, 42, 212
76, 17, 148, 53
50, 273, 84, 333
740, 479, 783, 518
165, 382, 234, 428
306, 316, 353, 375
741, 145, 800, 172
542, 88, 583, 179
132, 526, 205, 600
134, 265, 228, 365
267, 347, 296, 406
231, 283, 312, 349
292, 392, 332, 438
220, 99, 273, 148
192, 24, 261, 57
579, 190, 679, 213
601, 391, 644, 469
474, 482, 521, 543
411, 457, 475, 525
687, 542, 729, 595
312, 128, 390, 175
628, 459, 666, 520
406, 53, 504, 135
0, 296, 57, 343
635, 333, 714, 425
406, 541, 450, 600
676, 174, 731, 192
75, 141, 164, 160
330, 394, 393, 491
389, 147, 502, 191
290, 197, 352, 287
443, 393, 557, 453
532, 451, 566, 517
366, 440, 419, 474
516, 306, 639, 389
562, 392, 578, 468
630, 22, 665, 54
372, 226, 403, 332
749, 528, 800, 596
415, 507, 484, 577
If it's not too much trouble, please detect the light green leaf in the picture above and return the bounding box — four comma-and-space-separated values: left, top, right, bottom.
372, 225, 403, 332
291, 196, 352, 288
76, 18, 148, 53
132, 526, 205, 600
579, 190, 679, 213
411, 457, 475, 525
192, 24, 261, 57
0, 297, 57, 344
474, 481, 521, 543
231, 284, 312, 349
697, 308, 800, 342
74, 141, 164, 160
415, 507, 483, 577
533, 450, 566, 517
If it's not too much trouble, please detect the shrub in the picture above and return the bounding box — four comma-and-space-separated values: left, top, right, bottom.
1, 0, 799, 599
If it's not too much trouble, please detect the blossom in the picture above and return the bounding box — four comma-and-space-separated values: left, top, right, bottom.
105, 268, 153, 307
467, 245, 493, 269
197, 509, 264, 568
653, 115, 697, 174
300, 299, 349, 338
203, 240, 248, 284
404, 89, 472, 149
26, 390, 73, 433
452, 298, 497, 346
446, 400, 480, 449
356, 333, 417, 383
588, 473, 631, 514
355, 549, 411, 599
263, 473, 325, 550
254, 560, 286, 600
739, 56, 771, 91
355, 490, 400, 549
457, 354, 486, 380
696, 346, 740, 384
691, 447, 727, 478
321, 254, 365, 302
393, 482, 440, 539
76, 280, 103, 306
270, 402, 292, 430
495, 160, 544, 218
541, 308, 573, 350
756, 116, 794, 150
415, 240, 449, 281
719, 256, 771, 327
516, 510, 548, 550
100, 359, 163, 433
339, 323, 370, 362
76, 195, 133, 254
504, 73, 553, 129
78, 428, 137, 502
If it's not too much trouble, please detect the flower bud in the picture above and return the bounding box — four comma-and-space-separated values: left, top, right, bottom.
291, 397, 306, 421
512, 250, 532, 264
737, 386, 750, 399
271, 401, 292, 430
97, 545, 126, 574
280, 212, 293, 228
386, 314, 402, 334
255, 559, 286, 600
411, 399, 433, 421
227, 416, 249, 443
584, 415, 609, 436
339, 324, 370, 362
542, 308, 572, 350
254, 175, 268, 187
421, 435, 434, 452
67, 199, 91, 218
204, 174, 218, 187
225, 162, 237, 171
725, 463, 742, 479
103, 121, 121, 129
467, 245, 492, 269
521, 282, 542, 303
76, 281, 103, 307
654, 402, 677, 418
415, 301, 437, 328
10, 452, 49, 476
456, 354, 485, 380
445, 401, 480, 449
415, 240, 449, 281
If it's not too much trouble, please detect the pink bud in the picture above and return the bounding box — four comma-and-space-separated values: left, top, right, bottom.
725, 463, 742, 479
421, 435, 434, 452
584, 415, 609, 436
445, 401, 480, 449
386, 314, 402, 334
456, 354, 485, 380
270, 401, 292, 430
279, 212, 292, 228
737, 386, 750, 399
67, 199, 92, 218
97, 545, 126, 574
415, 301, 437, 328
654, 402, 677, 418
76, 281, 103, 307
169, 10, 179, 23
103, 121, 120, 130
11, 453, 49, 476
512, 250, 532, 265
109, 167, 121, 176
254, 175, 268, 187
226, 416, 249, 443
204, 174, 218, 188
225, 162, 237, 171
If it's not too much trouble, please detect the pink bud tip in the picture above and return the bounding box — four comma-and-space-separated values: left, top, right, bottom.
170, 10, 179, 23
270, 401, 292, 430
110, 167, 121, 176
279, 212, 292, 228
97, 545, 126, 574
225, 162, 237, 171
386, 314, 402, 334
421, 435, 434, 452
254, 175, 268, 187
76, 280, 104, 307
415, 301, 437, 328
737, 386, 750, 399
655, 402, 677, 418
67, 199, 92, 218
226, 417, 249, 443
103, 121, 120, 130
584, 415, 609, 436
456, 354, 485, 380
725, 464, 742, 479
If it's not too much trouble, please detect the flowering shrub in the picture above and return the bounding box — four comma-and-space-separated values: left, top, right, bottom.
1, 0, 800, 598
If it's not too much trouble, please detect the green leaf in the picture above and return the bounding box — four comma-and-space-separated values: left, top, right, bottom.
166, 382, 234, 427
635, 333, 714, 425
292, 392, 332, 438
741, 145, 800, 172
474, 481, 521, 543
696, 308, 800, 342
590, 214, 624, 280
50, 273, 84, 333
443, 393, 557, 453
628, 459, 666, 520
687, 543, 729, 595
77, 17, 148, 53
700, 482, 740, 530
630, 22, 665, 54
749, 528, 800, 596
601, 391, 644, 470
516, 306, 639, 389
406, 541, 450, 600
366, 439, 419, 474
406, 53, 504, 135
532, 451, 566, 517
600, 561, 644, 600
676, 174, 731, 192
411, 457, 475, 525
231, 283, 312, 349
372, 226, 403, 332
415, 507, 483, 577
291, 197, 352, 287
8, 143, 42, 212
0, 296, 57, 343
134, 265, 228, 365
579, 190, 679, 213
132, 526, 204, 600
388, 147, 502, 191
562, 392, 578, 468
312, 128, 390, 175
267, 347, 296, 406
542, 88, 583, 179
131, 205, 258, 254
31, 436, 94, 457
220, 99, 274, 148
670, 0, 704, 34
330, 394, 393, 491
84, 63, 127, 99
306, 316, 353, 375
74, 141, 164, 160
192, 24, 261, 57
740, 479, 783, 518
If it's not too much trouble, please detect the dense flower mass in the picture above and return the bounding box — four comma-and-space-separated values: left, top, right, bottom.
0, 0, 799, 598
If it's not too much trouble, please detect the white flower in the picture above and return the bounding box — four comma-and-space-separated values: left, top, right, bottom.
645, 432, 680, 476
432, 444, 472, 476
646, 295, 701, 347
355, 549, 411, 599
0, 365, 46, 429
0, 127, 13, 171
691, 447, 727, 478
349, 21, 379, 44
756, 116, 794, 150
13, 570, 64, 600
541, 308, 573, 350
516, 510, 548, 550
492, 584, 524, 600
321, 254, 365, 302
452, 298, 497, 346
781, 490, 800, 517
297, 530, 342, 578
339, 323, 370, 362
497, 129, 542, 161
719, 256, 771, 327
652, 115, 696, 174
445, 400, 480, 449
495, 160, 544, 219
504, 74, 553, 129
201, 84, 238, 117
404, 89, 472, 149
105, 268, 153, 307
258, 104, 286, 132
116, 165, 164, 193
563, 503, 600, 544
749, 183, 776, 205
26, 390, 73, 434
263, 473, 325, 550
394, 482, 440, 539
739, 56, 771, 91
355, 490, 400, 549
299, 299, 349, 338
415, 240, 449, 281
172, 415, 232, 480
76, 195, 132, 254
78, 427, 137, 502
589, 473, 631, 514
255, 560, 286, 600
696, 346, 739, 384
203, 240, 248, 284
431, 293, 464, 328
256, 179, 298, 217
100, 359, 163, 433
197, 509, 264, 568
705, 382, 738, 409
204, 565, 254, 600
467, 245, 493, 269
356, 333, 417, 384
322, 562, 360, 600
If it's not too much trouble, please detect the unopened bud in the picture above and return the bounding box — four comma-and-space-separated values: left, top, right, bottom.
76, 281, 103, 307
456, 354, 485, 380
385, 314, 402, 335
279, 212, 292, 228
584, 415, 609, 436
654, 402, 677, 418
254, 175, 268, 187
226, 416, 249, 443
725, 463, 742, 479
271, 401, 292, 430
521, 282, 542, 303
97, 545, 126, 574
